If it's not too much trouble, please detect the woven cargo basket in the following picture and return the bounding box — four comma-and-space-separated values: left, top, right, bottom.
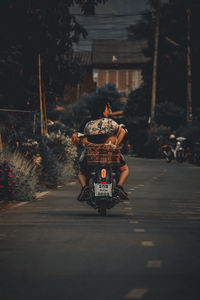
86, 146, 121, 166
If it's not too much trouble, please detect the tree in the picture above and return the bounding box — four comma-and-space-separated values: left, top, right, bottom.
59, 83, 125, 130
124, 87, 150, 152
155, 101, 185, 129
127, 0, 200, 116
0, 0, 107, 109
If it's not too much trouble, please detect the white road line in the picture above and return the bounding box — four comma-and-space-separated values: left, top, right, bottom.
35, 191, 50, 199
125, 288, 149, 299
53, 208, 90, 211
147, 260, 162, 268
11, 202, 29, 209
141, 241, 154, 247
129, 220, 139, 224
133, 229, 145, 233
0, 191, 51, 212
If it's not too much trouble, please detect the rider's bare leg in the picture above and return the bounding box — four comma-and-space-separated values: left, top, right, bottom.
118, 164, 129, 186
78, 171, 87, 187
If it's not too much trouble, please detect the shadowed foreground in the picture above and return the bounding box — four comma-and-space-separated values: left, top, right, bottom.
0, 157, 200, 300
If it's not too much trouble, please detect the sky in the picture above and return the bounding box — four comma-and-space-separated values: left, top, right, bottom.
71, 0, 168, 51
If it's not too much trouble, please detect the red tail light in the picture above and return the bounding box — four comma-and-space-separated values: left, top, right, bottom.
101, 169, 106, 179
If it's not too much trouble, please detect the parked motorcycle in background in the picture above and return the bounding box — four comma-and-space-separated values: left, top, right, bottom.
162, 135, 186, 163
176, 137, 186, 162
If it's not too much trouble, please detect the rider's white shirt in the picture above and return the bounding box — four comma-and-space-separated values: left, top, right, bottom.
84, 118, 118, 136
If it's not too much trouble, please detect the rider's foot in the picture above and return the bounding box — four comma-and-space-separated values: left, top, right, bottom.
77, 185, 90, 201
114, 185, 129, 201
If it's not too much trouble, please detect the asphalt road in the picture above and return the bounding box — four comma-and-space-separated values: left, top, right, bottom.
0, 157, 200, 300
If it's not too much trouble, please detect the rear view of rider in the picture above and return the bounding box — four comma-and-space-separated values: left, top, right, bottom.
72, 96, 129, 201
169, 134, 176, 149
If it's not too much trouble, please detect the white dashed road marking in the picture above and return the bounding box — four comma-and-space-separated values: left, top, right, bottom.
147, 260, 162, 268
125, 288, 149, 299
133, 229, 145, 233
141, 241, 154, 247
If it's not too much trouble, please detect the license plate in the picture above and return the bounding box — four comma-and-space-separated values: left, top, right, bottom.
94, 183, 112, 197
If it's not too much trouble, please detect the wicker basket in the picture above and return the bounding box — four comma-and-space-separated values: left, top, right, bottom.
86, 145, 121, 166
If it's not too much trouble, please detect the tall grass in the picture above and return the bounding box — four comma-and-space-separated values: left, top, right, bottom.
42, 134, 77, 187
0, 149, 39, 201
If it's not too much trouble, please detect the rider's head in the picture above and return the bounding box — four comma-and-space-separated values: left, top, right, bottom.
169, 134, 176, 140
90, 96, 111, 119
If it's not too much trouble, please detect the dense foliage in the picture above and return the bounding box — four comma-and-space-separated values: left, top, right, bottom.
0, 151, 38, 202
125, 0, 200, 156
127, 0, 200, 120
0, 0, 107, 109
58, 83, 125, 130
0, 158, 16, 202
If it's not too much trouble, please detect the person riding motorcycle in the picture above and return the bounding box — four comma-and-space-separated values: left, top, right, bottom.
169, 134, 176, 149
72, 97, 129, 201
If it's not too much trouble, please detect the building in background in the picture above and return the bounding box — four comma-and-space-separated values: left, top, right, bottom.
92, 40, 150, 100
64, 40, 150, 103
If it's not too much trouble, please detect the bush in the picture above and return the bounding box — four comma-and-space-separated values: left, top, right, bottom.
124, 86, 150, 153
0, 150, 38, 202
155, 101, 185, 129
176, 123, 200, 144
143, 125, 170, 158
0, 158, 16, 202
38, 134, 77, 188
60, 83, 125, 130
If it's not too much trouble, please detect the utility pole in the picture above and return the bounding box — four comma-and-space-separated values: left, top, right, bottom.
151, 0, 160, 123
38, 53, 44, 135
186, 8, 192, 125
43, 82, 48, 135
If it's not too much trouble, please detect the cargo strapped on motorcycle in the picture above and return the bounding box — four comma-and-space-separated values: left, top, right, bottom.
86, 145, 121, 166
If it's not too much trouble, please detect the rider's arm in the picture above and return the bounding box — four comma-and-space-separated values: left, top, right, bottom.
116, 126, 126, 146
72, 132, 80, 146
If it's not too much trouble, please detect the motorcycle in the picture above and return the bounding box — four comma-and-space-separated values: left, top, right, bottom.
85, 145, 121, 216
77, 132, 121, 216
176, 137, 186, 162
162, 137, 186, 163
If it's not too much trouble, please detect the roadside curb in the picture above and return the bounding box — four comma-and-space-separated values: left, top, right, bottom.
0, 191, 51, 212
0, 182, 77, 212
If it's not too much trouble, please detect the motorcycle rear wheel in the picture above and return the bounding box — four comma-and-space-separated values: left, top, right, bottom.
166, 150, 172, 163
98, 207, 107, 216
177, 150, 184, 163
